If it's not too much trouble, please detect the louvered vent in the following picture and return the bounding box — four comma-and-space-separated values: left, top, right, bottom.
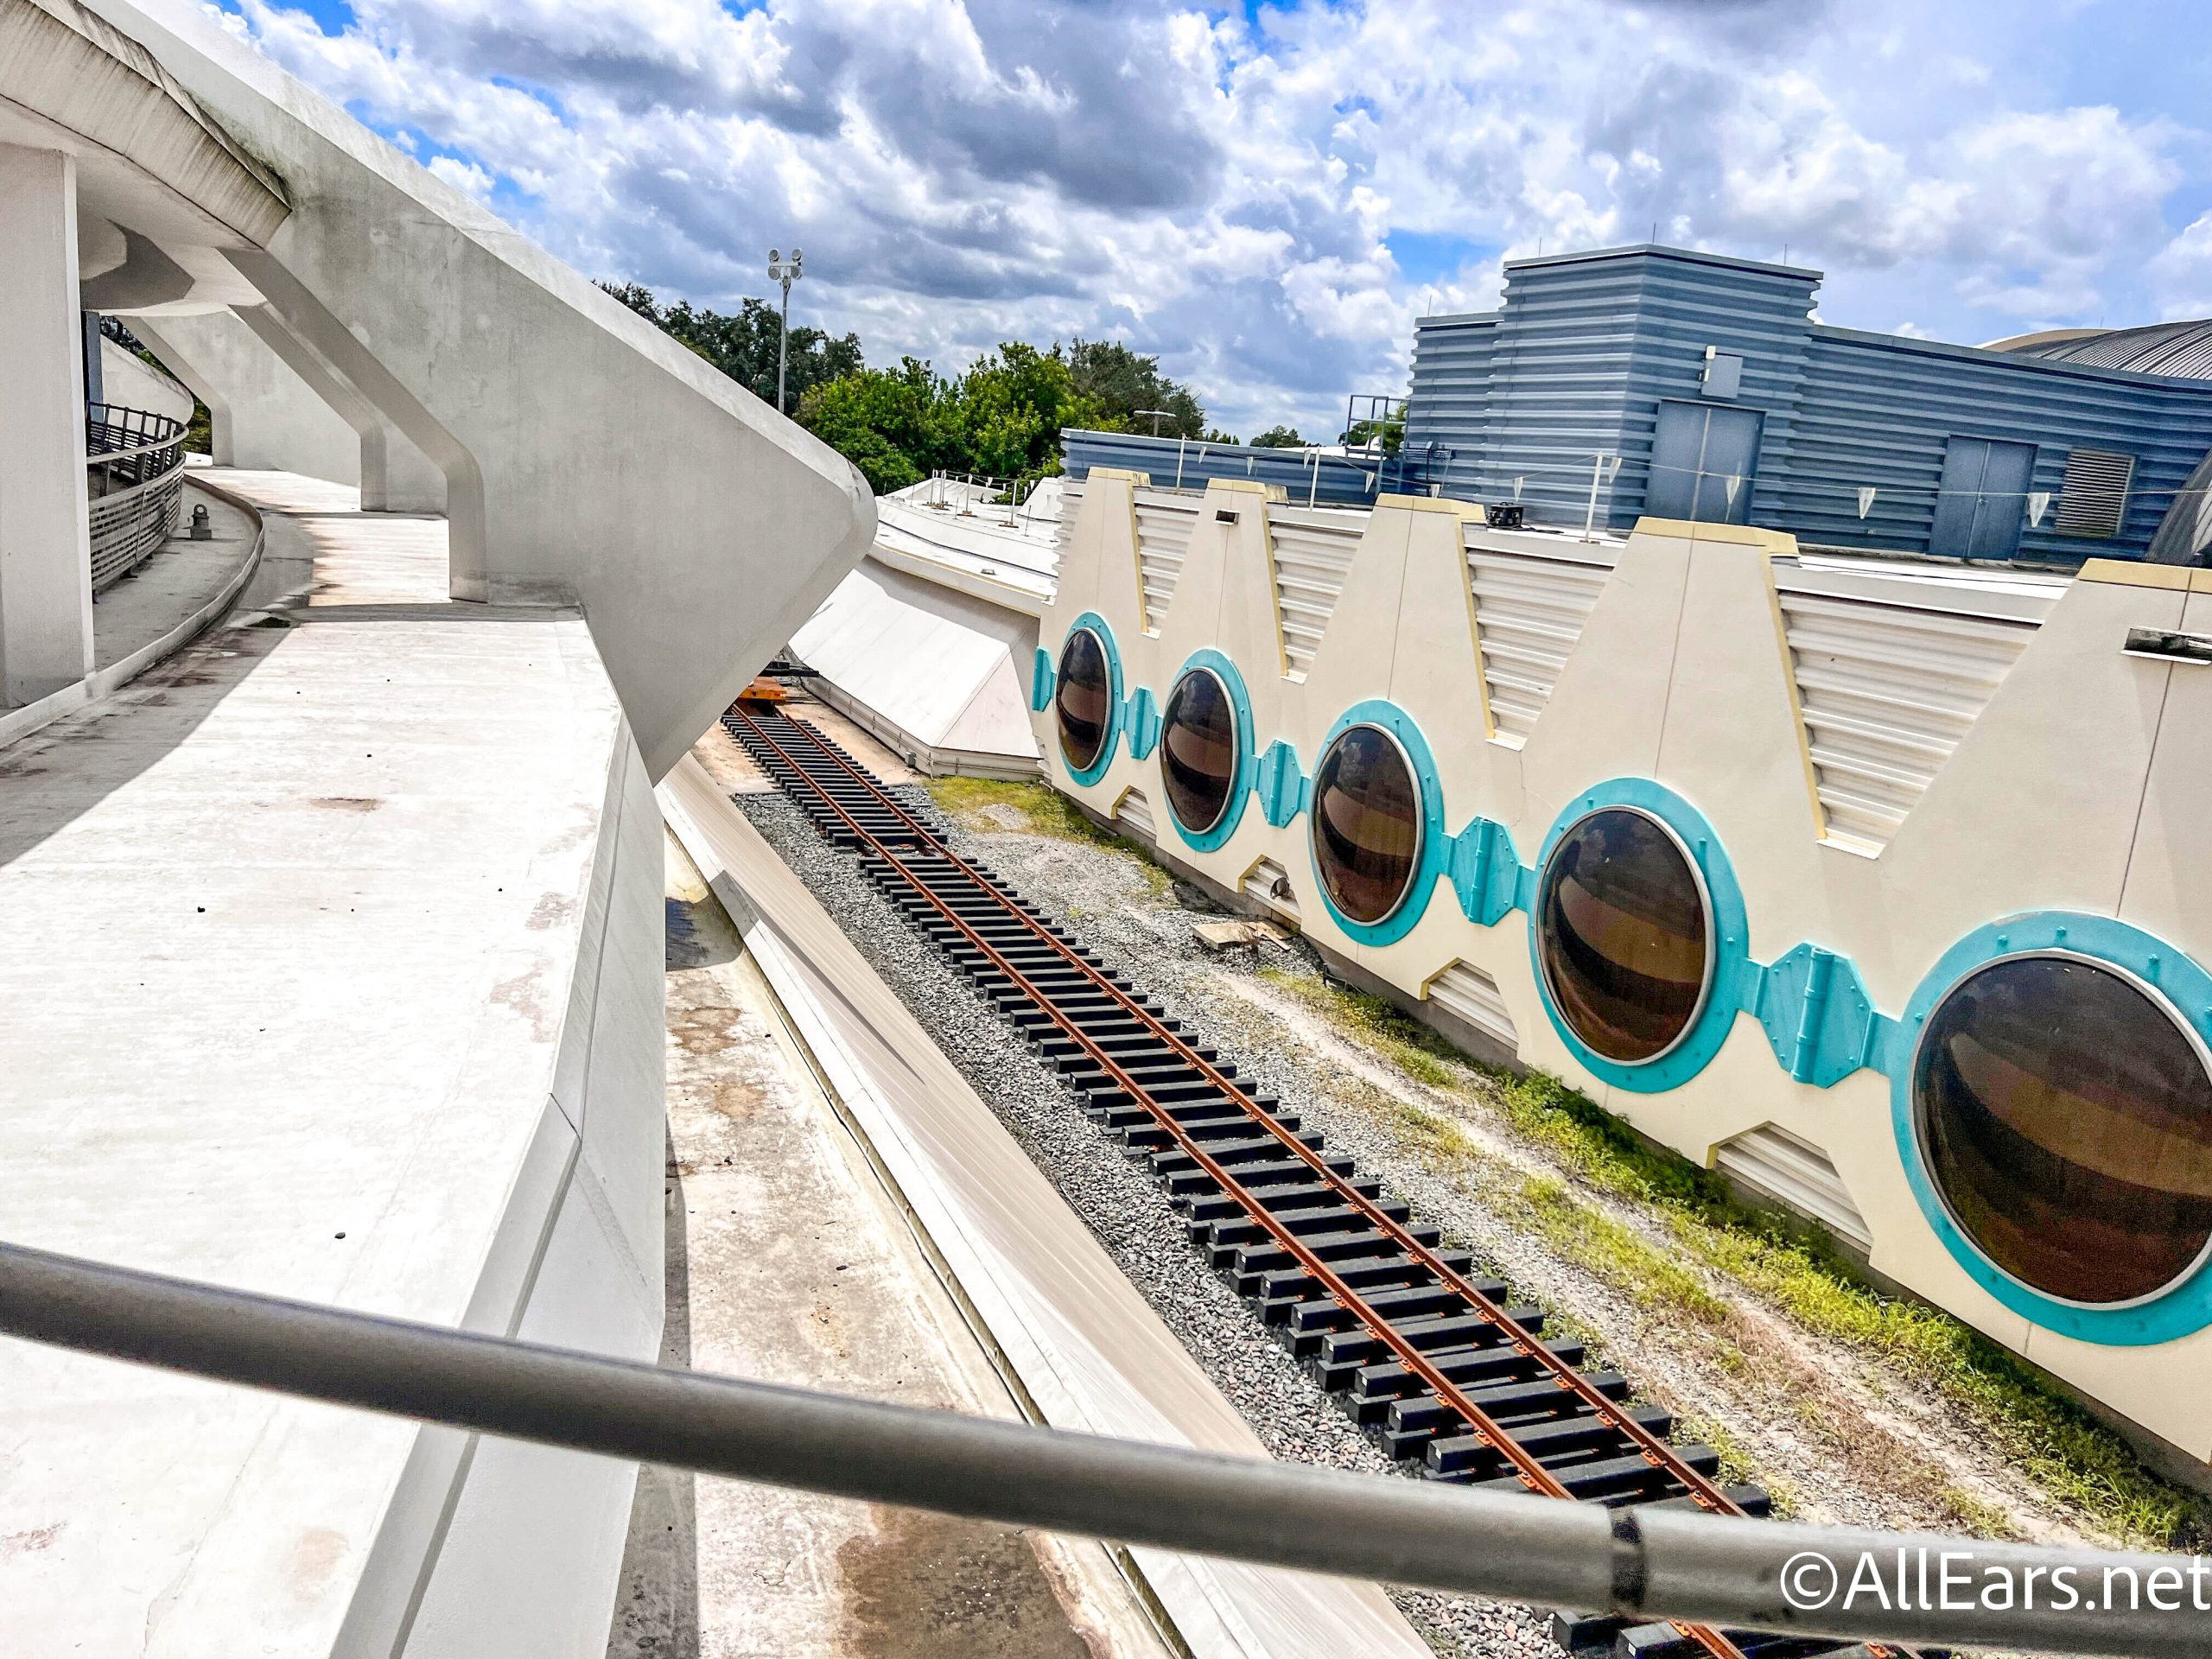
1425, 960, 1516, 1052
1054, 482, 1084, 554
2056, 448, 2134, 539
1778, 588, 2038, 852
1132, 493, 1199, 631
1268, 510, 1367, 678
1241, 856, 1299, 923
1464, 540, 1616, 746
1713, 1125, 1871, 1254
1114, 787, 1154, 842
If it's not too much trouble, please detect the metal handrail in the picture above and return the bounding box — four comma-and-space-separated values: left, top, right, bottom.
0, 1237, 2204, 1656
84, 402, 189, 591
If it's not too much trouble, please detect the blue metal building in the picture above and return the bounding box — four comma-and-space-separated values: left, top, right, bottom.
1065, 245, 2212, 566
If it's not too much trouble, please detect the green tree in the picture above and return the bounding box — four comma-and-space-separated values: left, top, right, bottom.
1340, 416, 1404, 455
794, 340, 1133, 496
1066, 339, 1207, 438
796, 358, 954, 494
1249, 424, 1306, 448
601, 281, 863, 414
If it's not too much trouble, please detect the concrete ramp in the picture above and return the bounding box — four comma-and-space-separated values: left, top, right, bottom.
791, 563, 1042, 777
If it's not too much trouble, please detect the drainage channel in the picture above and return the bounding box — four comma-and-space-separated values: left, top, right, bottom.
725, 702, 1928, 1659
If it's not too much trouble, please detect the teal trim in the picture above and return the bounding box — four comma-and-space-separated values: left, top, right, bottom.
1044, 664, 2212, 1350
1306, 702, 1449, 948
1126, 686, 1163, 761
1754, 944, 1881, 1087
1255, 739, 1307, 828
1029, 647, 1054, 714
1058, 613, 1122, 788
1163, 651, 1255, 854
1445, 815, 1522, 927
1524, 780, 1753, 1094
1891, 912, 2212, 1346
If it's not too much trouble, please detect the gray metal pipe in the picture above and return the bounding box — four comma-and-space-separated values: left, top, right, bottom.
0, 1238, 2205, 1656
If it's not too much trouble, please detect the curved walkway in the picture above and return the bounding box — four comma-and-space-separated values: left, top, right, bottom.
0, 471, 263, 751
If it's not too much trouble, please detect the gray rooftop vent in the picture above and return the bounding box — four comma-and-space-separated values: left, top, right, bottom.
2056, 448, 2135, 539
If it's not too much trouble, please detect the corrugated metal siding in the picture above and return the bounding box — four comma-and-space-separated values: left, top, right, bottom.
1402, 311, 1498, 500
1426, 960, 1516, 1050
1242, 856, 1299, 923
1769, 328, 2212, 563
1113, 786, 1154, 842
2016, 316, 2212, 379
1713, 1125, 1871, 1252
1464, 533, 1616, 746
1774, 569, 2046, 849
1396, 246, 2212, 565
1061, 429, 1379, 504
1407, 249, 1821, 531
1268, 507, 1369, 678
1133, 493, 1199, 631
1054, 482, 1084, 556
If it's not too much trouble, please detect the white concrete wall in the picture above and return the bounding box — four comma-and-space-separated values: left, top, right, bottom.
0, 143, 93, 706
97, 334, 194, 423
1036, 479, 2212, 1463
129, 307, 362, 484
393, 731, 666, 1659
92, 0, 875, 778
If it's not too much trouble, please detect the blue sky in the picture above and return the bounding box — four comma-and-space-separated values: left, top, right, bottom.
214, 0, 2212, 435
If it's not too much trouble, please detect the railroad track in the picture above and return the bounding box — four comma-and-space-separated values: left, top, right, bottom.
726, 702, 1923, 1659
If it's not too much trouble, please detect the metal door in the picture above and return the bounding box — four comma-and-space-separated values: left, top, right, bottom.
1647, 401, 1763, 524
1930, 436, 2036, 561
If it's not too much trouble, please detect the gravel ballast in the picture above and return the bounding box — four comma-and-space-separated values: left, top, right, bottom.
734, 786, 1558, 1659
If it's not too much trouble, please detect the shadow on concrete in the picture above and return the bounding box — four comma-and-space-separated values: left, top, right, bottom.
602, 1130, 702, 1658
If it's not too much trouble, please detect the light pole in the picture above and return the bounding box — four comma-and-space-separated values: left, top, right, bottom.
1135, 407, 1174, 436
767, 246, 804, 414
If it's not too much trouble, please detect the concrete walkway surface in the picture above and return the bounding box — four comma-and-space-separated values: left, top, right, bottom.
604, 834, 1170, 1658
0, 468, 664, 1657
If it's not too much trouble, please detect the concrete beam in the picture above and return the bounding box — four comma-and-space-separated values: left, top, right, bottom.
0, 0, 286, 246
126, 308, 359, 486
88, 0, 875, 777
0, 143, 93, 705
232, 303, 444, 512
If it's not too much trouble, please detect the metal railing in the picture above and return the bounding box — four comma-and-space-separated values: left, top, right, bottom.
914, 468, 1054, 531
0, 1236, 2204, 1657
86, 402, 189, 591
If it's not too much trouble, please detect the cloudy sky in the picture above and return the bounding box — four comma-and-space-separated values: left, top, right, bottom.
213, 0, 2212, 436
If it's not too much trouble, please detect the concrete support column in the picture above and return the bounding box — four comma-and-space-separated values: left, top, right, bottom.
233, 304, 445, 513
0, 144, 94, 707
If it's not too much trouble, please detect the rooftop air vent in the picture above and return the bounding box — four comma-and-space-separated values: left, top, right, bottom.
2056, 448, 2135, 538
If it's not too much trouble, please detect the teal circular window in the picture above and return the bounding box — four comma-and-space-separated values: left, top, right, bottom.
1310, 724, 1423, 926
1914, 953, 2212, 1308
1160, 667, 1238, 836
1534, 806, 1713, 1066
1054, 625, 1114, 775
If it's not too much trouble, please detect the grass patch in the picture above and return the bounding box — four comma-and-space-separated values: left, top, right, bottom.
1258, 965, 1468, 1090
1257, 962, 2212, 1548
925, 778, 1171, 894
1503, 1173, 1729, 1325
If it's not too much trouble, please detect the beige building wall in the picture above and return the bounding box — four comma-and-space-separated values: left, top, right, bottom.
1033, 480, 2212, 1464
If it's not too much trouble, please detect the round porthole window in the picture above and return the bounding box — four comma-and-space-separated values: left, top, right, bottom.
1053, 626, 1111, 772
1535, 807, 1712, 1065
1160, 667, 1237, 836
1915, 954, 2212, 1306
1309, 724, 1421, 925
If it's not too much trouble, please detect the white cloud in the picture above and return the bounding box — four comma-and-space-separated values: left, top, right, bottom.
219, 0, 2208, 434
